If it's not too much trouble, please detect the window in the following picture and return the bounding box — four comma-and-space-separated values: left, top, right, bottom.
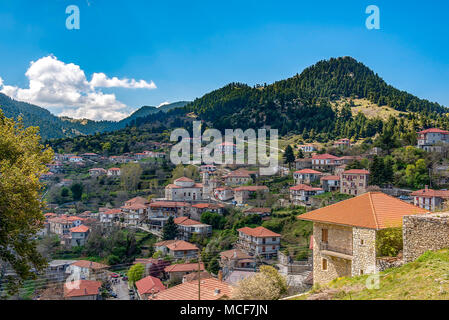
322, 258, 328, 271
360, 239, 364, 245
360, 270, 364, 275
322, 229, 328, 243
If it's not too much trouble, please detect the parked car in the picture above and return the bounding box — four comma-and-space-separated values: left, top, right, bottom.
110, 273, 119, 278
122, 276, 128, 281
110, 292, 117, 298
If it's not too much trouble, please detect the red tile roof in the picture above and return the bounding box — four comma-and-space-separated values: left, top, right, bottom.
290, 184, 323, 191
294, 169, 323, 174
418, 128, 449, 135
103, 209, 122, 215
149, 201, 190, 208
411, 188, 449, 198
237, 226, 281, 238
321, 175, 340, 181
174, 177, 194, 182
343, 169, 370, 175
174, 217, 205, 226
166, 240, 199, 252
298, 192, 428, 229
234, 186, 269, 192
70, 225, 90, 233
71, 260, 109, 270
64, 280, 101, 298
191, 203, 224, 209
244, 207, 271, 214
164, 263, 204, 273
312, 154, 339, 160
135, 276, 166, 296
149, 278, 232, 300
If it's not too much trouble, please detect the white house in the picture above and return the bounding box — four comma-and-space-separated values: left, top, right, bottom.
165, 177, 203, 201
237, 226, 281, 259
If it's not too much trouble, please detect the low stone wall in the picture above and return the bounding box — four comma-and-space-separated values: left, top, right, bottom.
403, 213, 449, 263
376, 257, 403, 272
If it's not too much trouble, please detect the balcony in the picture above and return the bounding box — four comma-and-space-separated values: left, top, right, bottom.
320, 242, 353, 260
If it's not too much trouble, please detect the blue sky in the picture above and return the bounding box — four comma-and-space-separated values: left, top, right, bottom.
0, 0, 448, 120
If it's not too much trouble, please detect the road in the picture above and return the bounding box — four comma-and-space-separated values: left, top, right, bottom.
110, 278, 130, 300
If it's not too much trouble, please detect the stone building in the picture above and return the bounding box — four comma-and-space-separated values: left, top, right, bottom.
403, 213, 449, 263
165, 177, 203, 201
293, 169, 323, 185
298, 192, 427, 286
340, 169, 370, 196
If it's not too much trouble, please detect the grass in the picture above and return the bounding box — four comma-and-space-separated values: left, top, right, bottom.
292, 249, 449, 300
332, 98, 405, 121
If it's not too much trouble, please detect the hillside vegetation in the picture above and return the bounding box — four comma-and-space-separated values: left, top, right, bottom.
294, 249, 449, 300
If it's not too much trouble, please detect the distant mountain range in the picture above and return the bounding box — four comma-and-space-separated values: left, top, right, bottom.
0, 93, 189, 140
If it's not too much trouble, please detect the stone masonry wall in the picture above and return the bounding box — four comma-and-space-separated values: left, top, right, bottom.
403, 213, 449, 263
352, 227, 377, 276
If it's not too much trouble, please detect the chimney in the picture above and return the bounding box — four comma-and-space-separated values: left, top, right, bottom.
425, 185, 429, 192
218, 270, 223, 282
214, 288, 221, 295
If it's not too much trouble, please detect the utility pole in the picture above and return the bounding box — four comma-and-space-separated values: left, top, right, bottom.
198, 252, 201, 301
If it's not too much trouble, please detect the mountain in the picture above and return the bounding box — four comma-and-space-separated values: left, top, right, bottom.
0, 93, 189, 140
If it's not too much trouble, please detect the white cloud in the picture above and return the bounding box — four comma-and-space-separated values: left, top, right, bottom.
0, 55, 156, 121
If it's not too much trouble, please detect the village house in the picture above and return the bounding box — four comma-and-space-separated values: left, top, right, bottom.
107, 167, 121, 177
224, 169, 256, 186
201, 164, 217, 172
46, 260, 76, 283
311, 154, 340, 172
417, 128, 449, 152
69, 225, 90, 247
290, 184, 324, 206
99, 208, 122, 225
237, 226, 281, 259
48, 215, 85, 237
334, 138, 351, 149
233, 186, 269, 205
154, 240, 199, 260
340, 169, 370, 196
82, 153, 99, 160
320, 175, 341, 192
334, 164, 347, 176
293, 169, 323, 185
47, 161, 63, 173
148, 278, 233, 300
64, 280, 102, 300
216, 142, 237, 155
174, 217, 212, 241
134, 152, 147, 160
243, 207, 271, 217
164, 263, 205, 282
67, 260, 109, 282
411, 186, 449, 211
165, 177, 203, 201
298, 144, 317, 153
295, 158, 312, 170
190, 203, 225, 221
121, 197, 150, 226
147, 201, 191, 231
135, 276, 166, 300
69, 156, 83, 163
298, 192, 428, 286
214, 186, 234, 201
88, 168, 107, 177
220, 248, 256, 276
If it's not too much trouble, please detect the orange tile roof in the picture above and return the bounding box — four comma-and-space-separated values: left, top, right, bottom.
220, 249, 253, 260
174, 217, 206, 226
71, 260, 109, 270
234, 186, 269, 192
135, 276, 166, 295
312, 153, 339, 160
343, 169, 370, 175
411, 188, 449, 198
418, 128, 449, 134
64, 280, 101, 298
191, 203, 224, 209
70, 225, 90, 233
149, 201, 191, 208
103, 209, 122, 215
321, 175, 340, 181
290, 184, 323, 191
174, 177, 194, 182
166, 240, 199, 252
237, 226, 281, 238
294, 169, 322, 174
244, 207, 271, 214
298, 192, 429, 229
149, 278, 232, 300
164, 263, 204, 273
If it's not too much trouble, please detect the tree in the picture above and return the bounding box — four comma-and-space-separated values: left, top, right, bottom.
0, 111, 53, 294
284, 145, 295, 168
121, 163, 143, 192
296, 148, 304, 159
200, 211, 226, 229
233, 266, 288, 300
70, 183, 84, 201
127, 263, 145, 285
376, 227, 403, 257
162, 216, 178, 240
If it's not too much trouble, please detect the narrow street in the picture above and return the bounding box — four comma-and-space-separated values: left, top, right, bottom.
110, 279, 130, 300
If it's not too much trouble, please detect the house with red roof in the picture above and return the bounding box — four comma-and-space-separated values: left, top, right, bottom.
411, 186, 449, 211
165, 177, 204, 201
320, 175, 341, 192
237, 226, 281, 259
311, 154, 340, 172
417, 128, 449, 152
219, 248, 256, 275
214, 186, 234, 201
121, 197, 150, 226
99, 208, 122, 225
64, 280, 102, 300
334, 138, 351, 149
88, 168, 107, 177
147, 201, 191, 231
298, 192, 428, 285
154, 240, 199, 260
174, 217, 212, 241
69, 225, 90, 247
224, 169, 256, 186
290, 184, 324, 206
135, 275, 166, 300
293, 169, 323, 185
67, 260, 109, 281
190, 202, 225, 220
340, 169, 370, 196
164, 262, 205, 281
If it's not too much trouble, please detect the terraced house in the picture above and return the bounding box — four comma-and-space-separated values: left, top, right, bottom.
237, 226, 281, 259
298, 192, 427, 285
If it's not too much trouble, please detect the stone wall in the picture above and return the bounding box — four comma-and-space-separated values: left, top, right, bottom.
403, 213, 449, 263
352, 227, 377, 276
